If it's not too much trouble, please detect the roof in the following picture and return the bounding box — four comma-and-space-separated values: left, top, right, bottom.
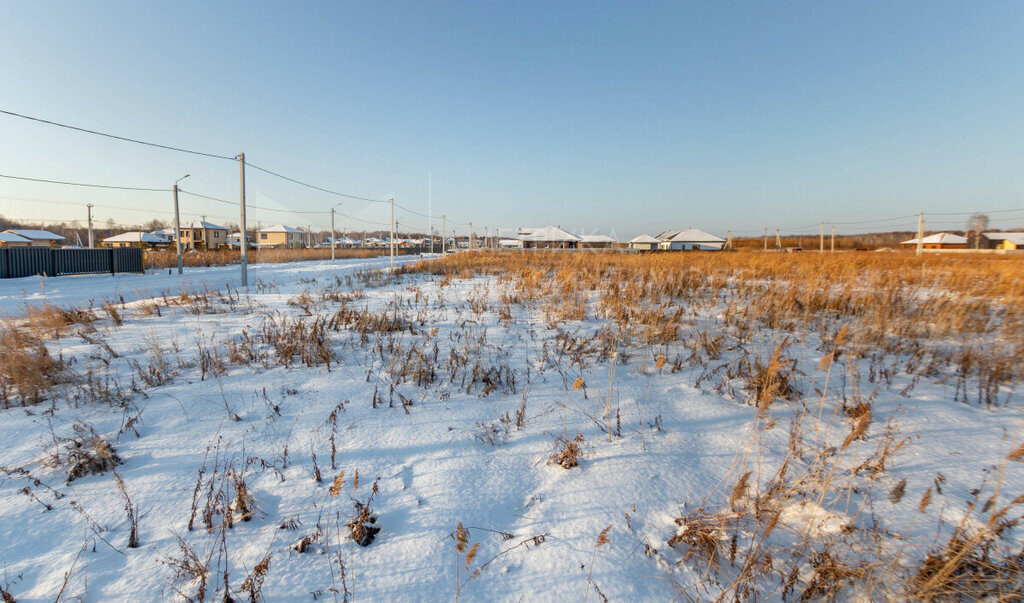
102, 231, 170, 243
4, 229, 65, 241
518, 225, 581, 242
983, 232, 1024, 245
182, 221, 226, 230
580, 234, 617, 243
0, 232, 31, 243
901, 233, 968, 245
152, 227, 175, 236
259, 224, 304, 233
628, 234, 662, 244
663, 228, 725, 243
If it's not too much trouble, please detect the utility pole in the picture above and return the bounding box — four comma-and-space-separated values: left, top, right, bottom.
389, 197, 395, 269
726, 230, 732, 251
330, 207, 336, 261
775, 228, 782, 250
916, 211, 924, 257
820, 222, 824, 252
469, 222, 473, 250
763, 228, 768, 251
830, 225, 835, 253
238, 153, 248, 286
172, 175, 189, 275
442, 215, 446, 254
306, 225, 312, 249
428, 171, 433, 255
86, 203, 94, 248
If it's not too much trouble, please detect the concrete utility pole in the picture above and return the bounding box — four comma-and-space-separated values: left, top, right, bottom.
469, 222, 473, 250
86, 203, 94, 248
330, 206, 336, 261
763, 228, 768, 251
916, 211, 924, 257
238, 153, 248, 286
389, 197, 395, 270
775, 228, 782, 250
830, 224, 835, 253
726, 230, 732, 251
442, 214, 446, 254
306, 225, 312, 249
820, 222, 824, 252
173, 174, 189, 275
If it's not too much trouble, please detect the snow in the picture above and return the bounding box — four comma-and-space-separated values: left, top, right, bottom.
0, 257, 1021, 600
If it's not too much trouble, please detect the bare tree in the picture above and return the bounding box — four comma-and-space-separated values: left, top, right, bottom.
967, 213, 990, 248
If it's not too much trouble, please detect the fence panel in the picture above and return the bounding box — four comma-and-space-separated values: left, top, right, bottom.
0, 247, 143, 278
54, 248, 113, 275
6, 248, 53, 278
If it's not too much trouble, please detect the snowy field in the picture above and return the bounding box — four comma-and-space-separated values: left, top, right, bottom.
0, 252, 1021, 601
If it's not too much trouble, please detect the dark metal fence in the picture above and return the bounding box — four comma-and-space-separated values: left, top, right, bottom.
0, 248, 143, 279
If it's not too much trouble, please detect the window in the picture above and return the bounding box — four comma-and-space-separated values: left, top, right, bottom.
261, 233, 268, 240
214, 231, 221, 238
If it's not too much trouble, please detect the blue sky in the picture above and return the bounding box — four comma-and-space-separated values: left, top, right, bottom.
1, 1, 1022, 238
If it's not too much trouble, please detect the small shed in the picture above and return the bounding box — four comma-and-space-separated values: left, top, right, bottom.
628, 234, 661, 250
900, 233, 968, 250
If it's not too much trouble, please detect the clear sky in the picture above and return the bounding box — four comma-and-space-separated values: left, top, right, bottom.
1, 1, 1022, 238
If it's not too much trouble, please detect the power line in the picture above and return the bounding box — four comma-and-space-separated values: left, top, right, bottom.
0, 108, 236, 161
0, 173, 169, 192
245, 162, 385, 204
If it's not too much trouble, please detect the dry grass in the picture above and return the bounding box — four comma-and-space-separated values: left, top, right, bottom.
147, 247, 400, 269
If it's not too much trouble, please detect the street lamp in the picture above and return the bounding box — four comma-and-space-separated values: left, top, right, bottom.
330, 203, 343, 261
173, 174, 190, 275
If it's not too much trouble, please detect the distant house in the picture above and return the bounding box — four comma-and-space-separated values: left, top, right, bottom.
655, 228, 726, 251
3, 229, 66, 248
981, 232, 1024, 251
900, 233, 968, 250
627, 234, 661, 250
258, 225, 305, 249
228, 233, 258, 248
320, 235, 358, 248
169, 222, 228, 251
518, 226, 581, 249
580, 234, 617, 249
0, 232, 32, 247
102, 231, 171, 249
498, 238, 522, 249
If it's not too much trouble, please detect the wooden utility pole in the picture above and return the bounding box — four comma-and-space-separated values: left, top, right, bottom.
389, 197, 395, 269
916, 211, 924, 256
86, 203, 94, 248
238, 153, 248, 286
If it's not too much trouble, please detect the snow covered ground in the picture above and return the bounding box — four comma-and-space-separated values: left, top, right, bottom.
0, 256, 1021, 601
0, 255, 424, 316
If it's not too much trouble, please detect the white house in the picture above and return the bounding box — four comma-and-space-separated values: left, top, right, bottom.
518, 225, 582, 249
655, 228, 726, 251
627, 234, 661, 250
580, 234, 617, 249
101, 231, 171, 249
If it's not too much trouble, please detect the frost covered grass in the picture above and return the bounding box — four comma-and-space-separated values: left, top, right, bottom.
0, 250, 1022, 600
